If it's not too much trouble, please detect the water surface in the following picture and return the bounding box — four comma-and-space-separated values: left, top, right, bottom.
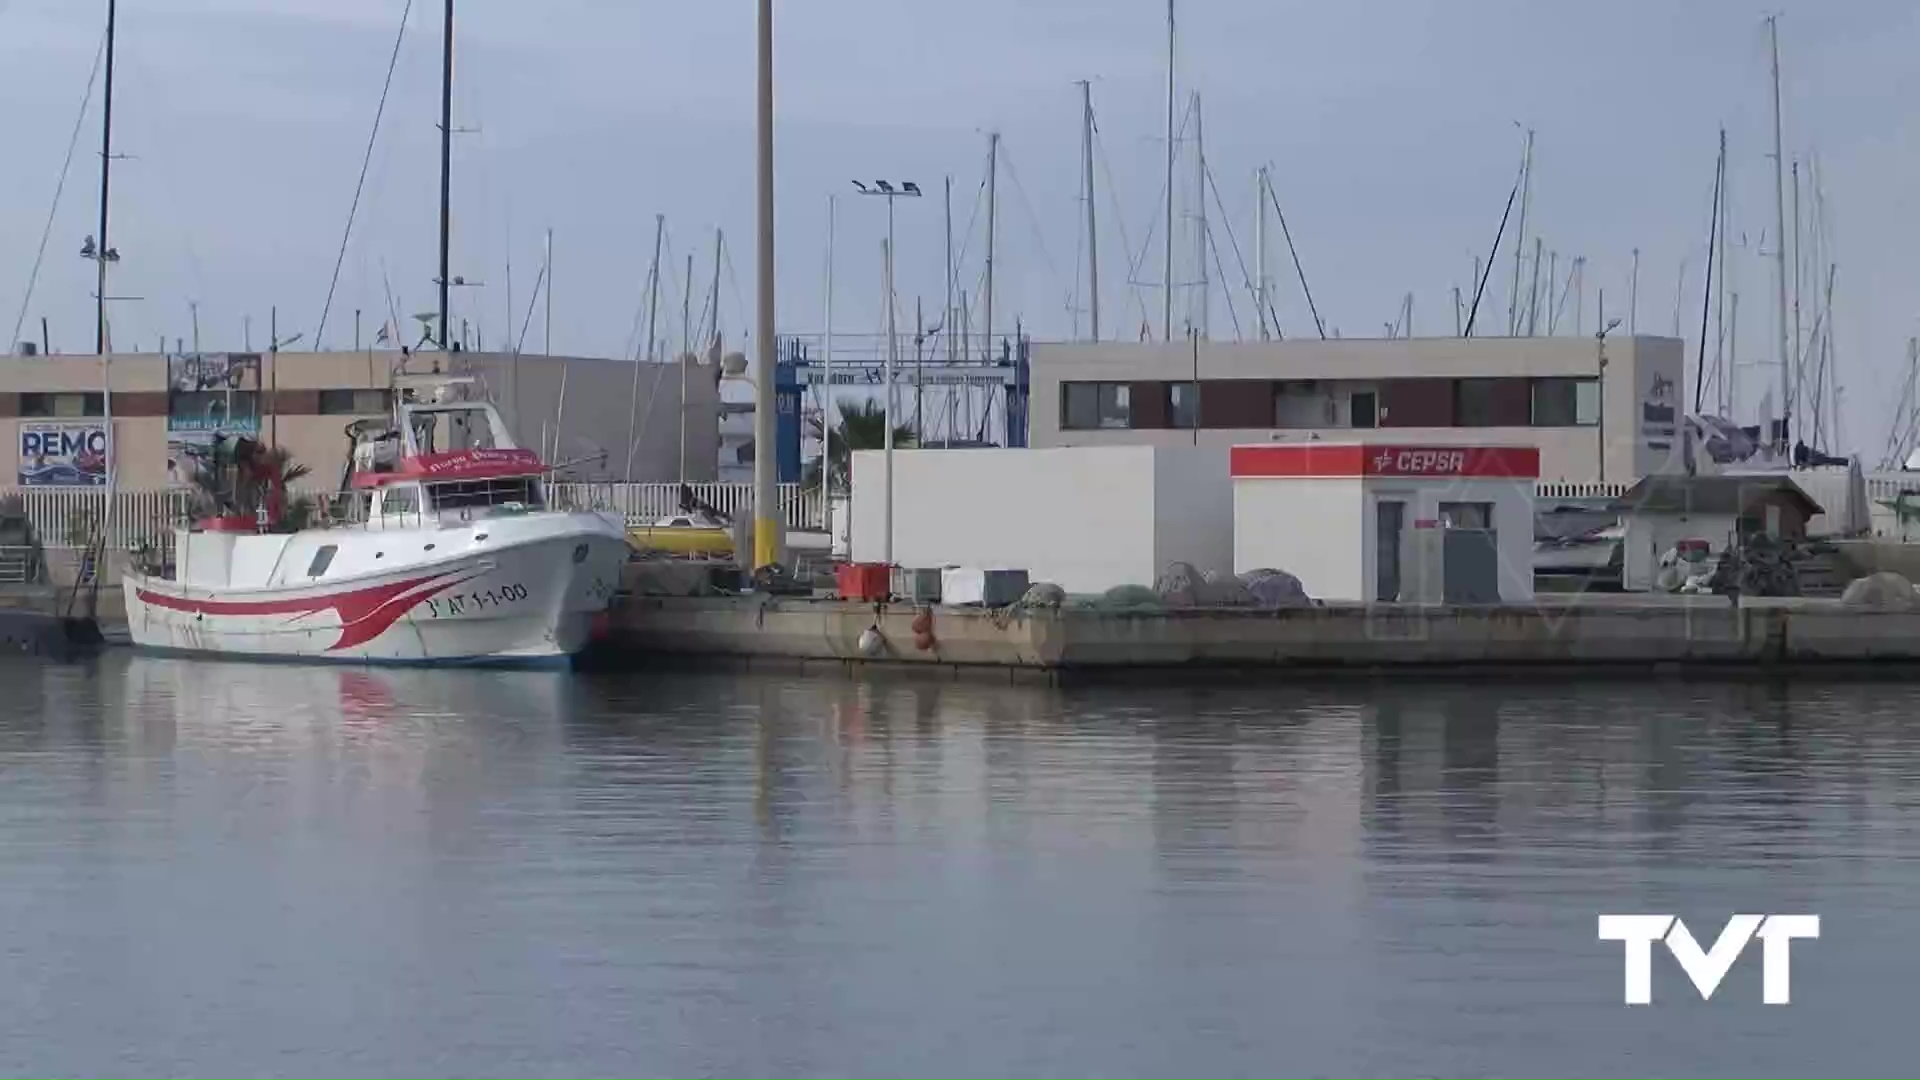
0, 655, 1915, 1076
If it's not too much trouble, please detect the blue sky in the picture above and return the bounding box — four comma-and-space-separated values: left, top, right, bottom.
2, 0, 1916, 455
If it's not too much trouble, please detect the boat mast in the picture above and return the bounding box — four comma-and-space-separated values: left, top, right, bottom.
1255, 165, 1269, 340
628, 213, 663, 483
1079, 80, 1099, 343
95, 0, 117, 356
1693, 129, 1725, 414
1192, 91, 1207, 340
1162, 0, 1175, 343
436, 0, 454, 349
983, 132, 999, 363
942, 177, 953, 370
824, 194, 836, 522
1508, 127, 1533, 336
1715, 131, 1731, 415
1767, 14, 1791, 450
1791, 159, 1803, 414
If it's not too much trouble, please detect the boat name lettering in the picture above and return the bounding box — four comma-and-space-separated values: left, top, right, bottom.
422, 582, 529, 618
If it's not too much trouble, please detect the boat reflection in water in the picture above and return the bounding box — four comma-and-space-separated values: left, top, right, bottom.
116, 654, 571, 759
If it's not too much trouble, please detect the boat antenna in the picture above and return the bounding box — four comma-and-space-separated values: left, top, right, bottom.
1463, 171, 1522, 337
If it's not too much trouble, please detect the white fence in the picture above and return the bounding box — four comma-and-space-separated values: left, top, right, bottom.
0, 482, 825, 553
13, 472, 1920, 554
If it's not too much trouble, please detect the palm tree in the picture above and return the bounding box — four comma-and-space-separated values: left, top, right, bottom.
186, 439, 316, 532
804, 398, 916, 489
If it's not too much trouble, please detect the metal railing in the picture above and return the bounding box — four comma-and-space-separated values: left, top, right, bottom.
1, 482, 824, 552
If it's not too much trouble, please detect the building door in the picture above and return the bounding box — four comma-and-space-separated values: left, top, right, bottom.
1376, 500, 1405, 602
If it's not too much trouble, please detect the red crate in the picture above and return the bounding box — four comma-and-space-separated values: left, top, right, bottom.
835, 562, 891, 602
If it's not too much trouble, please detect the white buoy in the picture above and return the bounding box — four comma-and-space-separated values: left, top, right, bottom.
857, 625, 883, 657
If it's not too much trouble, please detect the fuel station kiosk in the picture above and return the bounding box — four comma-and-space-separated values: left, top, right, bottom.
1230, 443, 1540, 604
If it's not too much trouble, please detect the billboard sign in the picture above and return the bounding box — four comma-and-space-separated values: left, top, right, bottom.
165, 353, 262, 485
167, 351, 261, 395
17, 422, 108, 487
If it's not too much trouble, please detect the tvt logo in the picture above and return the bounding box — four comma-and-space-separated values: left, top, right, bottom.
1597, 914, 1819, 1005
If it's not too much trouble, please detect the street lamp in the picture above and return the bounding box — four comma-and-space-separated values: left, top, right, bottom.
854, 179, 921, 567
1596, 316, 1622, 485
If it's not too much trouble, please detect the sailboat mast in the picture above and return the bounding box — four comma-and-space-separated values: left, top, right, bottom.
942, 177, 954, 367
1767, 14, 1791, 448
1255, 166, 1269, 340
1694, 129, 1725, 414
95, 0, 118, 355
1079, 80, 1099, 342
436, 0, 454, 349
824, 194, 836, 517
1791, 159, 1803, 411
984, 132, 999, 363
1192, 92, 1207, 340
628, 213, 663, 483
1162, 0, 1175, 342
1508, 128, 1533, 336
1715, 130, 1731, 416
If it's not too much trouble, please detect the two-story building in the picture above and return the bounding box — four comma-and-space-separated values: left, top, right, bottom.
2, 348, 724, 491
1027, 335, 1685, 485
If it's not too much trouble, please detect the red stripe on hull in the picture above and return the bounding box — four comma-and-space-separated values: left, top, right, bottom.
134, 570, 478, 652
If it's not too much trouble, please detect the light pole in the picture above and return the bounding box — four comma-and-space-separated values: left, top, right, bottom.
751, 0, 778, 573
854, 179, 921, 567
1596, 316, 1621, 485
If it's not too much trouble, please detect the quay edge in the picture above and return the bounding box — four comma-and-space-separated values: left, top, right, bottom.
603, 594, 1920, 677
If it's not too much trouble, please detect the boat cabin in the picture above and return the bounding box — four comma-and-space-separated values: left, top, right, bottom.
344, 377, 550, 528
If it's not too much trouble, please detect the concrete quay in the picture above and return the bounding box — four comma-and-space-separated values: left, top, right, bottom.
603, 593, 1920, 679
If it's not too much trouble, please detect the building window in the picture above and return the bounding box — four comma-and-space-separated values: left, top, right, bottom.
1168, 382, 1199, 429
1439, 502, 1493, 530
1453, 378, 1531, 427
319, 389, 392, 415
20, 392, 104, 418
169, 390, 260, 432
1530, 377, 1601, 427
1273, 381, 1333, 429
1060, 381, 1130, 430
1350, 390, 1378, 429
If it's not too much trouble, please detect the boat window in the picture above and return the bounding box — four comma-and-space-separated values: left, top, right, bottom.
381, 486, 420, 515
306, 545, 338, 577
429, 477, 544, 512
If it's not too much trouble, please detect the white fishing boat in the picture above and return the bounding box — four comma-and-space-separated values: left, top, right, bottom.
122, 374, 629, 665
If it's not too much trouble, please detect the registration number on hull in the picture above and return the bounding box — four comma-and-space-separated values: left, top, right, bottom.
421, 582, 529, 618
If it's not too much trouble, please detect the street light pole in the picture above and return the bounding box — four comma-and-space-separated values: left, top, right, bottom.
751, 0, 779, 572
1596, 316, 1621, 485
855, 180, 921, 568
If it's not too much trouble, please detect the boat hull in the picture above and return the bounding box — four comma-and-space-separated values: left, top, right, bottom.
123, 520, 628, 666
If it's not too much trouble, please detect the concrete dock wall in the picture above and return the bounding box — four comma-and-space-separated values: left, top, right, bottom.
607, 594, 1920, 675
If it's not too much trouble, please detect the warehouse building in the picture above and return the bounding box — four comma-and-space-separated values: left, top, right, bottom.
1026, 336, 1685, 485
1, 348, 723, 491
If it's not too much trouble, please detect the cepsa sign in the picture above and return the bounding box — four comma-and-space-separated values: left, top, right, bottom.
1369, 448, 1467, 475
